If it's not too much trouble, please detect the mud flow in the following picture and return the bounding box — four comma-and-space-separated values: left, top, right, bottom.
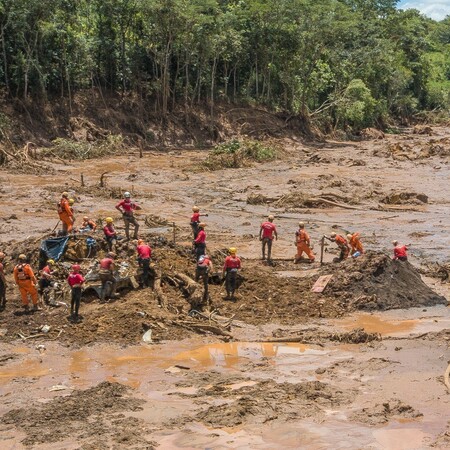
0, 126, 449, 449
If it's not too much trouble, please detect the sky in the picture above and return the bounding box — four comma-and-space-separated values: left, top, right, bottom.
398, 1, 450, 21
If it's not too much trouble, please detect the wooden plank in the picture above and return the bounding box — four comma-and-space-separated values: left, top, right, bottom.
311, 275, 333, 293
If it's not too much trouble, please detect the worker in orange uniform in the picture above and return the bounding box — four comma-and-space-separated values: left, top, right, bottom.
294, 222, 315, 263
259, 215, 278, 262
325, 232, 350, 261
392, 240, 410, 261
190, 206, 208, 239
13, 254, 39, 312
137, 239, 152, 287
57, 192, 74, 235
0, 252, 7, 310
193, 223, 207, 261
222, 247, 241, 301
81, 216, 97, 232
347, 233, 364, 257
115, 192, 141, 240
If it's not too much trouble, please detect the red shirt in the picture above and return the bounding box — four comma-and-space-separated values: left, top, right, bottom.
116, 199, 138, 213
137, 244, 152, 259
103, 224, 116, 238
100, 258, 114, 270
191, 213, 200, 223
194, 229, 206, 244
261, 222, 277, 239
198, 256, 212, 267
224, 256, 241, 270
67, 272, 85, 287
394, 245, 408, 259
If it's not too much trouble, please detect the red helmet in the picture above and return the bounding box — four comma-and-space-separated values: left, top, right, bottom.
71, 264, 81, 272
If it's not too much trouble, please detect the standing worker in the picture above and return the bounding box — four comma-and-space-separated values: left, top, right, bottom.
392, 240, 409, 261
103, 217, 118, 251
0, 252, 6, 310
190, 206, 208, 239
196, 254, 214, 304
98, 252, 118, 302
193, 223, 207, 260
294, 222, 315, 263
222, 247, 241, 301
115, 192, 141, 240
137, 239, 152, 287
325, 232, 350, 261
13, 254, 39, 312
67, 264, 85, 321
259, 215, 278, 262
347, 232, 364, 257
57, 192, 74, 235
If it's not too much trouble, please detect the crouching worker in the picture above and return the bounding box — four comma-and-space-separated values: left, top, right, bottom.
137, 239, 152, 287
222, 247, 241, 301
13, 254, 39, 312
99, 252, 118, 302
67, 264, 85, 321
325, 232, 350, 262
196, 254, 214, 304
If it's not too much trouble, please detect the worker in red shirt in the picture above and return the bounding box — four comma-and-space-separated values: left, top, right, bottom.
392, 240, 409, 261
98, 252, 118, 302
347, 232, 364, 257
259, 215, 278, 262
103, 217, 118, 251
39, 259, 57, 303
67, 264, 85, 321
295, 222, 315, 263
13, 254, 39, 312
193, 223, 207, 260
325, 232, 350, 261
57, 192, 74, 235
115, 192, 141, 240
222, 247, 241, 300
190, 206, 208, 239
137, 239, 152, 287
196, 254, 214, 304
0, 252, 7, 310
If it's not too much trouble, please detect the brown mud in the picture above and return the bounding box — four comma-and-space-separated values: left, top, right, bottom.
0, 125, 449, 448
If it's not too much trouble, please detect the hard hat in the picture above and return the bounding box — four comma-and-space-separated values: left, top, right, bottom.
137, 239, 144, 245
124, 191, 131, 198
69, 198, 75, 205
47, 259, 55, 265
298, 222, 305, 227
192, 206, 200, 212
83, 216, 89, 221
392, 240, 398, 246
268, 214, 275, 220
199, 222, 206, 228
347, 234, 353, 240
106, 217, 114, 223
107, 252, 116, 258
71, 264, 81, 272
18, 254, 27, 260
330, 232, 337, 238
62, 192, 69, 198
229, 247, 237, 254
0, 252, 4, 259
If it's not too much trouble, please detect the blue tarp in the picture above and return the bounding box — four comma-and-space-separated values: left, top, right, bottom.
40, 236, 70, 262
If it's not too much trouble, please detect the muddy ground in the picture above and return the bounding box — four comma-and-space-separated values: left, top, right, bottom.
0, 125, 449, 449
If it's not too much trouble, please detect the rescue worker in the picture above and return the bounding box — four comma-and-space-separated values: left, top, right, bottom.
325, 232, 350, 261
103, 217, 118, 251
393, 240, 409, 261
222, 247, 241, 300
196, 254, 214, 304
193, 223, 207, 260
259, 215, 278, 262
294, 222, 315, 263
81, 216, 97, 232
115, 192, 141, 240
137, 239, 152, 287
13, 254, 39, 312
347, 232, 364, 257
190, 206, 208, 239
0, 252, 6, 310
67, 264, 85, 321
57, 192, 74, 235
39, 259, 56, 294
98, 252, 118, 302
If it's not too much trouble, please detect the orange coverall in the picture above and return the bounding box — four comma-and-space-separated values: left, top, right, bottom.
295, 229, 315, 262
13, 263, 38, 306
349, 233, 364, 255
58, 198, 74, 233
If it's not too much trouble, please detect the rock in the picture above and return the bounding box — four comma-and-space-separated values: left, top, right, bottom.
142, 329, 153, 343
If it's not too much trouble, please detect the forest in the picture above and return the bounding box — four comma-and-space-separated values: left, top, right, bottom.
0, 0, 449, 131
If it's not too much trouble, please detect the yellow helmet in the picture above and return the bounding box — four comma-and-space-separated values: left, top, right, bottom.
69, 198, 75, 205
330, 232, 337, 238
106, 217, 114, 224
62, 192, 69, 198
199, 222, 206, 228
347, 234, 353, 240
298, 221, 305, 227
192, 206, 200, 212
229, 247, 237, 255
18, 254, 27, 260
268, 214, 275, 221
47, 259, 55, 265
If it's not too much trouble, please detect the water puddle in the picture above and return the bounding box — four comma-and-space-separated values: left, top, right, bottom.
340, 314, 418, 335
373, 427, 430, 450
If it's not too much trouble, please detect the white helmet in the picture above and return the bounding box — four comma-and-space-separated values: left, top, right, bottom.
124, 191, 131, 198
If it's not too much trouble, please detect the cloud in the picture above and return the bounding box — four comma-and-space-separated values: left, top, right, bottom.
398, 1, 450, 21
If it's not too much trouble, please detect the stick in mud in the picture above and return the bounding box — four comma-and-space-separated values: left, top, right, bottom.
320, 236, 325, 265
